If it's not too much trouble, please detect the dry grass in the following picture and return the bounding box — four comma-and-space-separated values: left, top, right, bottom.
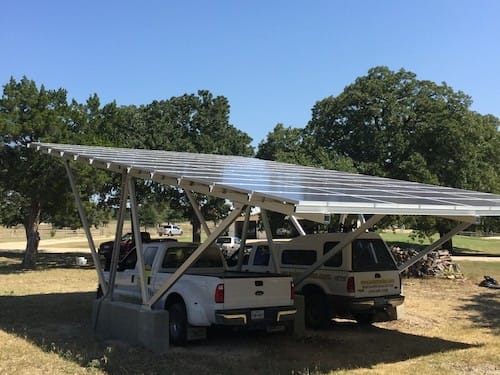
1, 247, 499, 374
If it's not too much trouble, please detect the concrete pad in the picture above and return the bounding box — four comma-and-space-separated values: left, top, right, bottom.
92, 299, 169, 352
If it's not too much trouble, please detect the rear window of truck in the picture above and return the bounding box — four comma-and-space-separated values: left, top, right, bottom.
323, 242, 342, 267
351, 239, 397, 271
281, 249, 317, 265
161, 246, 223, 269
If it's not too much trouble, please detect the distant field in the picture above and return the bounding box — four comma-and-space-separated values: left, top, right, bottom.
381, 231, 500, 256
2, 224, 500, 258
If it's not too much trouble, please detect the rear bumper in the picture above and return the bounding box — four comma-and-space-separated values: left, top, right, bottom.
214, 305, 296, 326
325, 294, 404, 321
350, 295, 405, 310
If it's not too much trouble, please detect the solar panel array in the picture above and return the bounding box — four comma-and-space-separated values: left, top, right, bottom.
32, 143, 500, 218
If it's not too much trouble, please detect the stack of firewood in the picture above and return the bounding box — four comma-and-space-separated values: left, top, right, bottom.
391, 247, 463, 279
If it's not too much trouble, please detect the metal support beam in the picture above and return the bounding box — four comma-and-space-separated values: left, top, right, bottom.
398, 220, 471, 272
289, 215, 306, 236
108, 172, 129, 300
64, 161, 107, 295
147, 205, 245, 308
261, 209, 280, 273
294, 214, 385, 286
184, 189, 211, 237
128, 177, 149, 305
236, 205, 252, 271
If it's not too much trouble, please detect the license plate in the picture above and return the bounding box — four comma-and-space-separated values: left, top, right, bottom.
251, 309, 264, 320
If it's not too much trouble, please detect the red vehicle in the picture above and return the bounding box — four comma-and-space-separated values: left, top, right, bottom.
98, 232, 152, 270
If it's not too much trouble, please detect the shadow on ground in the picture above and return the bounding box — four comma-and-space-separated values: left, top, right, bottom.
0, 250, 96, 274
0, 291, 477, 375
459, 290, 500, 336
452, 247, 500, 257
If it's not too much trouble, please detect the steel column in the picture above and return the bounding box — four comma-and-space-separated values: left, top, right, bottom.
184, 189, 212, 237
289, 215, 306, 236
107, 172, 129, 300
261, 209, 280, 273
64, 161, 107, 295
127, 177, 149, 305
236, 205, 252, 271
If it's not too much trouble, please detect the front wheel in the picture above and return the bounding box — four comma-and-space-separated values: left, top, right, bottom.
168, 302, 188, 345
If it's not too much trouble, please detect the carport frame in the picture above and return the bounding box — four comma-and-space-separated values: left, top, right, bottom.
32, 143, 500, 320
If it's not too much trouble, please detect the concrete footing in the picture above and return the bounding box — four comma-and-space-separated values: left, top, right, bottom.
92, 299, 170, 352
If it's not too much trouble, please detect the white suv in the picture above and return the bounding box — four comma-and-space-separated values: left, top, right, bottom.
215, 236, 241, 257
158, 224, 183, 236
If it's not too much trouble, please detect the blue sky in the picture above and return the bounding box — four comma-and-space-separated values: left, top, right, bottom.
2, 1, 499, 147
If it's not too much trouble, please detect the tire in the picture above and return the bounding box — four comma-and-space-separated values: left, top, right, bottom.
305, 292, 329, 329
168, 302, 188, 345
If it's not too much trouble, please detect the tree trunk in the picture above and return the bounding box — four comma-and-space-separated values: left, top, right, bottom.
439, 231, 454, 253
192, 215, 201, 243
22, 202, 41, 268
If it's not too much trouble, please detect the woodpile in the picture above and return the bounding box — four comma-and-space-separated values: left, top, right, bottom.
391, 247, 463, 279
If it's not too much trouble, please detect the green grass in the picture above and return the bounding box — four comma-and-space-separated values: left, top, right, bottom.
381, 231, 500, 256
455, 261, 500, 281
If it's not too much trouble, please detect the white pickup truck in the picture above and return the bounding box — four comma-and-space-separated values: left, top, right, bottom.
105, 241, 296, 344
227, 232, 404, 328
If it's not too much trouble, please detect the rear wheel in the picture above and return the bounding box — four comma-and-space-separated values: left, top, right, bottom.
305, 292, 329, 329
168, 302, 188, 345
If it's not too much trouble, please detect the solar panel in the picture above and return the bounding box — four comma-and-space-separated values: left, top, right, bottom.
30, 143, 500, 219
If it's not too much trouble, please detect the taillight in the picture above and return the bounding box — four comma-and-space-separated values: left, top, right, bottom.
290, 282, 295, 300
347, 276, 355, 293
214, 283, 224, 303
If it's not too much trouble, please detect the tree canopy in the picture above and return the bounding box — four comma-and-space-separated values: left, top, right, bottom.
258, 66, 500, 236
0, 78, 255, 266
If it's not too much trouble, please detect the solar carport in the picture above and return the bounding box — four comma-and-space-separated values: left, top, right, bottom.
30, 142, 500, 350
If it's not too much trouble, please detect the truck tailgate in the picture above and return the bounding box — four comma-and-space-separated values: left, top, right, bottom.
222, 275, 292, 310
354, 271, 401, 298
